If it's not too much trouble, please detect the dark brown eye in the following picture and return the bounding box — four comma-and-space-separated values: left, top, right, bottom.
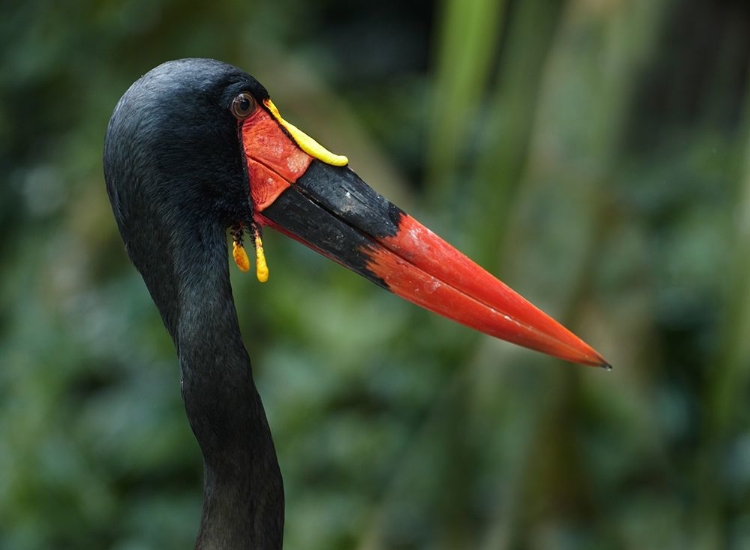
231, 92, 256, 119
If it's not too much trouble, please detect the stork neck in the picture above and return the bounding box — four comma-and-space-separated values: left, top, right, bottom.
164, 221, 284, 550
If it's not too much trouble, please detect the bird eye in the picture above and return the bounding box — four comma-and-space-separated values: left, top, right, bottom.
231, 92, 256, 119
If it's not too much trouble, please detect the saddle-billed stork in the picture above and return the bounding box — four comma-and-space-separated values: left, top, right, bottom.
103, 58, 608, 549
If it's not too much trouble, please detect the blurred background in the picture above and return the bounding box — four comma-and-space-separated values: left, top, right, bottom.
1, 0, 749, 548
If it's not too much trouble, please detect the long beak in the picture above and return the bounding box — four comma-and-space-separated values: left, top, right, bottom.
239, 100, 609, 368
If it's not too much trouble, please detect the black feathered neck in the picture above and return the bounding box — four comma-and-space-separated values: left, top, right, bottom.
103, 59, 284, 549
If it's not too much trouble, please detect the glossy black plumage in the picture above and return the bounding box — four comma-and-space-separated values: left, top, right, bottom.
104, 56, 609, 550
104, 59, 284, 549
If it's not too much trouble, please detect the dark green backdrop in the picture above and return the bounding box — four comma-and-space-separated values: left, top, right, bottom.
1, 0, 749, 548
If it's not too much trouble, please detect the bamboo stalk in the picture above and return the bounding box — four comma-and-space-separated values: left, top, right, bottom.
426, 0, 507, 211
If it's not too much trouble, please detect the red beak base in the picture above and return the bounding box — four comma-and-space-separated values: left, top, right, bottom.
238, 104, 609, 368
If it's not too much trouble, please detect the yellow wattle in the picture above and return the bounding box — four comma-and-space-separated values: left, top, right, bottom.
232, 241, 250, 272
254, 232, 269, 283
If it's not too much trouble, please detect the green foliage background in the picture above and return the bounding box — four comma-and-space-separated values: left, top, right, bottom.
1, 0, 749, 548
